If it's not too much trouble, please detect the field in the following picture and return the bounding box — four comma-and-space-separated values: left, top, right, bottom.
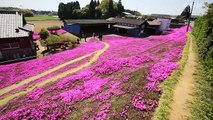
28, 20, 63, 32
26, 15, 60, 21
0, 26, 189, 119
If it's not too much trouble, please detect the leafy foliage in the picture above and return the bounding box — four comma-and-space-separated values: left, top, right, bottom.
46, 34, 77, 44
58, 0, 125, 19
0, 7, 34, 17
39, 28, 49, 40
191, 2, 213, 120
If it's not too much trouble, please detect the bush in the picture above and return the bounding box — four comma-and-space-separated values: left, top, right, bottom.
190, 3, 213, 120
46, 34, 77, 45
47, 26, 61, 33
46, 35, 62, 44
39, 28, 49, 40
60, 35, 77, 44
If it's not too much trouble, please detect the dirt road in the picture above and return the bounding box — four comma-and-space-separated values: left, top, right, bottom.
169, 34, 196, 120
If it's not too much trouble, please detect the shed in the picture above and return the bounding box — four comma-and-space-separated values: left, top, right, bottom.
63, 19, 114, 36
109, 18, 148, 36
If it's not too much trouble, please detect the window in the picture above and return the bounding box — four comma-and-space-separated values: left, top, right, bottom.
0, 42, 20, 50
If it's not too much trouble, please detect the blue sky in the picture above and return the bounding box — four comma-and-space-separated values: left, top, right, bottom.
0, 0, 212, 15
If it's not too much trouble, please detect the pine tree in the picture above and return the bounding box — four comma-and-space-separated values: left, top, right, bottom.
117, 0, 124, 16
108, 0, 115, 17
89, 0, 96, 18
181, 5, 191, 20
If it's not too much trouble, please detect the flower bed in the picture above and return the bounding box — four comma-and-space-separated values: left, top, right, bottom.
0, 39, 104, 89
0, 26, 190, 119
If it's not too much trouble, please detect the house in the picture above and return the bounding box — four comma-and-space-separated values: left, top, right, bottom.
109, 18, 148, 37
63, 19, 114, 36
150, 14, 172, 31
0, 11, 36, 64
147, 19, 162, 34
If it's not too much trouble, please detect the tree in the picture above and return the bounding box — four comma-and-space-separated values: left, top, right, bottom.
108, 0, 115, 17
117, 0, 124, 16
88, 0, 96, 18
181, 5, 191, 20
58, 2, 66, 20
97, 0, 100, 5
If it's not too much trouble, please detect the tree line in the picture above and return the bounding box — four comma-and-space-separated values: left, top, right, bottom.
58, 0, 124, 20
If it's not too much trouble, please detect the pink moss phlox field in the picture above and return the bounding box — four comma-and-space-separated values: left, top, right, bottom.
58, 76, 113, 103
96, 53, 153, 75
0, 40, 104, 89
131, 92, 158, 111
145, 26, 189, 87
1, 101, 71, 120
0, 26, 191, 119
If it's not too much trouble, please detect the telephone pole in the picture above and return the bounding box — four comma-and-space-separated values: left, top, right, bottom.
187, 0, 195, 31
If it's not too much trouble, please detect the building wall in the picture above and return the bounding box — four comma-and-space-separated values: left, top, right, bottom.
0, 37, 35, 62
158, 18, 171, 32
64, 24, 81, 35
127, 29, 140, 36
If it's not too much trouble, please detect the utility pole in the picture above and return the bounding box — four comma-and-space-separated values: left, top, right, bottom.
187, 0, 195, 31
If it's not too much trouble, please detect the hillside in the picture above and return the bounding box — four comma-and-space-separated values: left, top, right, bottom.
0, 26, 190, 119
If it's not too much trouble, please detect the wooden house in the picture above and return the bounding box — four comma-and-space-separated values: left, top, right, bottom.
0, 11, 36, 64
109, 18, 148, 37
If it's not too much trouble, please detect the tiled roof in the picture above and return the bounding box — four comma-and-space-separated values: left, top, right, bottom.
110, 18, 146, 25
0, 11, 31, 39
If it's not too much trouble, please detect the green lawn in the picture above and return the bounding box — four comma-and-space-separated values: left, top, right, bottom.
26, 15, 60, 21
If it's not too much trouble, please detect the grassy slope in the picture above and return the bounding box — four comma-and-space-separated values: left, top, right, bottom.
189, 35, 213, 120
26, 15, 59, 21
153, 33, 191, 120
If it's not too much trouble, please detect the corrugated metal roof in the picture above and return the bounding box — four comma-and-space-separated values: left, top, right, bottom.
0, 11, 30, 39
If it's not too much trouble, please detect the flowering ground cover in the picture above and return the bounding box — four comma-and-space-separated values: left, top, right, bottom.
0, 39, 104, 89
0, 26, 190, 119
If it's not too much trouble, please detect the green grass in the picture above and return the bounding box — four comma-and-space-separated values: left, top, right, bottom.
153, 33, 191, 120
189, 35, 213, 120
26, 15, 59, 21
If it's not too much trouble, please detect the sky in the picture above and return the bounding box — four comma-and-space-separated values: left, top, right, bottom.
0, 0, 212, 15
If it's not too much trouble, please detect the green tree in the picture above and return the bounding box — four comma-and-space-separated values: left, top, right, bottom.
108, 0, 115, 17
181, 5, 191, 20
58, 2, 66, 20
117, 0, 124, 16
39, 28, 49, 40
89, 0, 96, 18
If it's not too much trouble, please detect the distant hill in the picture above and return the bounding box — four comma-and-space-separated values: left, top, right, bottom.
0, 7, 57, 17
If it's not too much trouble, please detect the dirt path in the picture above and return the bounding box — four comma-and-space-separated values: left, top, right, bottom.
0, 42, 109, 106
169, 34, 196, 120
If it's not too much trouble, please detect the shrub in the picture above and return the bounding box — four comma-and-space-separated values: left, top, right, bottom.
47, 26, 61, 34
39, 28, 49, 40
60, 35, 77, 44
46, 35, 62, 44
46, 34, 77, 45
190, 3, 213, 120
